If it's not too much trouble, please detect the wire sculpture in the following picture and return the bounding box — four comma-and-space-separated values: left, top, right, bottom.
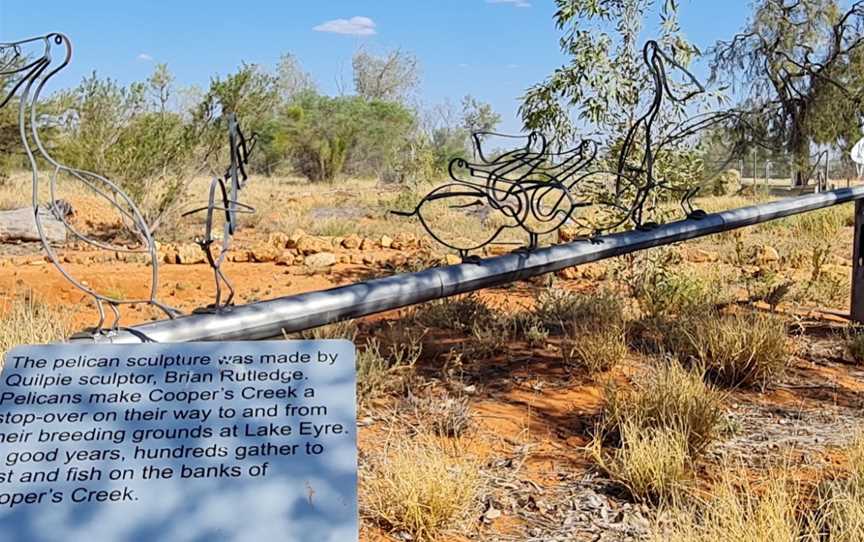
1, 33, 179, 335
395, 40, 750, 256
182, 114, 257, 312
392, 132, 598, 258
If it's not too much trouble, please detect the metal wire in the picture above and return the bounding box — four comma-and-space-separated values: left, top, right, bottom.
395, 40, 768, 256
182, 114, 257, 312
1, 34, 180, 336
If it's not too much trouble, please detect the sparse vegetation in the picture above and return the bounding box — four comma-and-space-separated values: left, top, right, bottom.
592, 419, 691, 504
533, 287, 626, 333
591, 362, 726, 503
561, 324, 628, 373
657, 468, 808, 542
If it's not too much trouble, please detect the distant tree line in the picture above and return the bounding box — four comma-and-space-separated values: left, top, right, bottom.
0, 47, 500, 230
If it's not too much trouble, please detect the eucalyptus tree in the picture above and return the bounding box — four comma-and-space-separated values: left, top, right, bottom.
520, 0, 698, 146
711, 0, 864, 185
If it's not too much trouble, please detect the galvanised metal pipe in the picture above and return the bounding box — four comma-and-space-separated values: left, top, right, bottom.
73, 186, 864, 344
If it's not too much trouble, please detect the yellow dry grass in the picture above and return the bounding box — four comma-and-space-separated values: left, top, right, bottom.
0, 293, 71, 365
360, 435, 483, 541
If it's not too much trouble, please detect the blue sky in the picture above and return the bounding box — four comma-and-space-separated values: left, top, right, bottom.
0, 1, 751, 132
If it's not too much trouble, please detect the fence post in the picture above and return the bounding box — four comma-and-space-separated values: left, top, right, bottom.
852, 200, 864, 323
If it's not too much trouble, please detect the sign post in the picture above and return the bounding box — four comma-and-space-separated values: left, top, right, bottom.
0, 341, 357, 542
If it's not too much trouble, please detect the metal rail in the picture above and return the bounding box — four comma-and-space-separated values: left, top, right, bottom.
73, 186, 864, 344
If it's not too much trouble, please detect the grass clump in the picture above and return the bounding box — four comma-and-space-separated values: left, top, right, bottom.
602, 361, 727, 456
413, 294, 496, 333
812, 435, 864, 541
674, 311, 790, 390
0, 293, 70, 362
534, 287, 625, 333
592, 362, 726, 503
847, 331, 864, 364
357, 324, 423, 403
657, 469, 808, 542
296, 320, 358, 341
592, 420, 691, 505
561, 325, 628, 373
409, 393, 473, 438
360, 436, 483, 541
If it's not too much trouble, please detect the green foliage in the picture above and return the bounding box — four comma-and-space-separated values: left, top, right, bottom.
283, 91, 414, 182
521, 0, 697, 144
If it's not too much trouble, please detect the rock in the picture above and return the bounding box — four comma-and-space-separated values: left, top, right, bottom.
342, 234, 361, 249
305, 252, 337, 269
250, 242, 281, 263
444, 254, 462, 266
755, 245, 780, 265
296, 236, 329, 255
687, 248, 719, 263
349, 254, 364, 265
287, 228, 307, 247
486, 245, 510, 256
359, 238, 375, 251
338, 254, 350, 264
176, 243, 205, 264
267, 232, 289, 249
230, 250, 250, 263
557, 225, 583, 243
557, 267, 580, 280
276, 250, 294, 266
160, 244, 179, 264
380, 235, 393, 249
362, 254, 377, 265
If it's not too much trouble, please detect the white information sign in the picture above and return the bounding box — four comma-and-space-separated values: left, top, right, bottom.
0, 341, 357, 542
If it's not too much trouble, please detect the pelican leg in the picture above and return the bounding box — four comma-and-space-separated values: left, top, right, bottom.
93, 298, 106, 336
458, 249, 482, 264
107, 303, 121, 335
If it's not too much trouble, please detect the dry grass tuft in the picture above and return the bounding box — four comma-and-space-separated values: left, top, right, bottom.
561, 325, 628, 373
674, 311, 790, 390
360, 436, 483, 541
413, 294, 496, 333
591, 420, 691, 505
602, 361, 727, 456
657, 468, 808, 542
812, 435, 864, 541
592, 362, 726, 504
534, 288, 625, 333
409, 393, 473, 438
356, 322, 423, 403
0, 293, 71, 363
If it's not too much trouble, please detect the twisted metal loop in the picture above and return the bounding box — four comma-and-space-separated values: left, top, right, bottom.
182, 113, 257, 312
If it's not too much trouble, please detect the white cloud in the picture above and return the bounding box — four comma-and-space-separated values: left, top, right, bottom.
313, 16, 376, 36
486, 0, 531, 7
136, 53, 153, 61
506, 63, 520, 69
